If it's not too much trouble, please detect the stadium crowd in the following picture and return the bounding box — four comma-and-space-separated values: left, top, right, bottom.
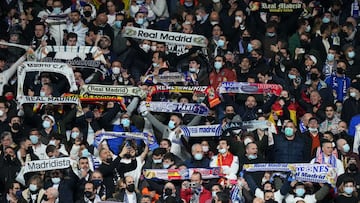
0, 0, 360, 202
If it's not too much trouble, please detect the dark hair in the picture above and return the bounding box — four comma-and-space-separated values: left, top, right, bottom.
216, 191, 231, 203
153, 148, 166, 156
160, 138, 172, 147
163, 153, 174, 162
46, 145, 57, 154
67, 32, 78, 40
71, 9, 81, 15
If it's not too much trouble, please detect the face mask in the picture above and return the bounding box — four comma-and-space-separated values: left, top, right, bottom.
49, 140, 56, 146
344, 187, 354, 194
288, 74, 296, 80
226, 113, 235, 120
310, 73, 318, 81
211, 21, 219, 25
295, 188, 305, 197
141, 44, 150, 53
350, 92, 357, 98
235, 16, 243, 23
164, 188, 172, 196
196, 15, 202, 21
305, 25, 311, 32
29, 184, 37, 192
266, 32, 276, 37
0, 110, 3, 117
349, 163, 358, 172
218, 148, 227, 154
12, 123, 20, 131
81, 149, 90, 157
136, 0, 144, 4
337, 68, 345, 74
153, 159, 162, 164
185, 2, 193, 7
327, 53, 334, 61
127, 184, 135, 192
189, 67, 197, 73
84, 191, 93, 198
168, 120, 176, 129
5, 95, 14, 101
163, 164, 170, 169
322, 17, 330, 23
343, 143, 350, 153
114, 20, 122, 29
92, 179, 102, 187
308, 127, 318, 133
151, 45, 157, 52
121, 118, 130, 127
83, 11, 91, 17
29, 135, 39, 144
244, 138, 252, 146
217, 39, 225, 47
152, 62, 159, 67
71, 132, 79, 139
248, 154, 257, 160
51, 177, 61, 184
212, 191, 217, 197
194, 153, 203, 160
284, 127, 293, 137
214, 61, 222, 70
53, 7, 61, 14
40, 91, 46, 97
106, 157, 113, 163
202, 146, 209, 152
136, 18, 144, 25
247, 43, 253, 52
348, 51, 355, 59
42, 120, 51, 129
213, 0, 220, 3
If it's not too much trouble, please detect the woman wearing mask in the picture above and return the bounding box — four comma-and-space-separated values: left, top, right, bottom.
335, 178, 358, 203
19, 175, 46, 202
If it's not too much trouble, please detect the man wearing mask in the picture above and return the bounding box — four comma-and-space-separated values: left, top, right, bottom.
336, 157, 360, 194
240, 142, 265, 186
337, 139, 359, 167
40, 115, 56, 144
157, 182, 181, 203
19, 175, 46, 202
29, 129, 48, 160
76, 181, 101, 203
143, 147, 167, 169
186, 57, 209, 86
210, 138, 239, 176
110, 176, 141, 202
0, 146, 21, 194
44, 0, 69, 45
8, 116, 26, 145
341, 82, 360, 124
44, 169, 76, 203
311, 140, 344, 175
88, 11, 114, 42
185, 143, 210, 168
343, 44, 360, 81
180, 172, 212, 203
194, 7, 212, 38
285, 181, 330, 203
325, 60, 351, 102
209, 55, 236, 90
302, 117, 322, 160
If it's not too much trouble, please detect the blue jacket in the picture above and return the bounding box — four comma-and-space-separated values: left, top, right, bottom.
110, 124, 141, 154
271, 133, 308, 163
349, 114, 360, 136
324, 74, 351, 102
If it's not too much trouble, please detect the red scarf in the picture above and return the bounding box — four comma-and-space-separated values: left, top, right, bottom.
217, 152, 234, 167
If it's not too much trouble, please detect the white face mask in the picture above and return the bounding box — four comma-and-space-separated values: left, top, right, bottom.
141, 44, 150, 53
151, 45, 157, 52
0, 110, 4, 117
112, 67, 120, 74
202, 146, 209, 152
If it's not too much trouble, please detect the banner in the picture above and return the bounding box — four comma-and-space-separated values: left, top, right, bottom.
153, 72, 185, 83
17, 62, 78, 98
249, 2, 302, 13
144, 168, 221, 180
219, 82, 282, 96
80, 84, 147, 99
94, 131, 159, 151
42, 58, 107, 76
145, 101, 209, 116
123, 27, 207, 47
24, 157, 73, 173
243, 163, 337, 186
18, 96, 80, 105
180, 124, 222, 137
222, 121, 269, 133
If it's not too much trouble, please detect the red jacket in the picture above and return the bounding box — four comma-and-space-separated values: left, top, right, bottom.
180, 187, 212, 203
209, 68, 237, 90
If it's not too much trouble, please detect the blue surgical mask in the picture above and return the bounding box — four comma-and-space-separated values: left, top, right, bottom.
194, 153, 203, 160
42, 120, 51, 129
344, 186, 354, 194
136, 0, 144, 5
29, 135, 38, 144
288, 74, 296, 80
284, 127, 294, 137
218, 148, 227, 154
327, 53, 334, 61
53, 7, 61, 14
163, 164, 170, 169
248, 154, 257, 160
71, 132, 79, 139
81, 149, 90, 157
214, 61, 222, 70
247, 43, 253, 52
348, 51, 355, 59
40, 91, 46, 97
266, 32, 276, 37
29, 184, 37, 192
343, 143, 350, 153
121, 118, 130, 127
168, 120, 176, 129
51, 177, 61, 184
322, 17, 330, 23
295, 188, 305, 197
217, 39, 225, 47
189, 67, 197, 73
184, 2, 193, 7
212, 191, 217, 197
136, 18, 144, 25
114, 20, 122, 29
305, 25, 311, 32
153, 159, 162, 164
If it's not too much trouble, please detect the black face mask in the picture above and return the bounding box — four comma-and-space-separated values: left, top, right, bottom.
226, 113, 235, 120
337, 68, 345, 74
43, 195, 48, 201
164, 188, 172, 196
5, 154, 12, 162
84, 191, 93, 198
83, 11, 92, 18
265, 199, 276, 203
310, 73, 318, 81
106, 158, 113, 163
12, 123, 20, 131
124, 153, 131, 159
47, 6, 53, 12
349, 163, 358, 172
127, 184, 135, 192
300, 40, 310, 49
